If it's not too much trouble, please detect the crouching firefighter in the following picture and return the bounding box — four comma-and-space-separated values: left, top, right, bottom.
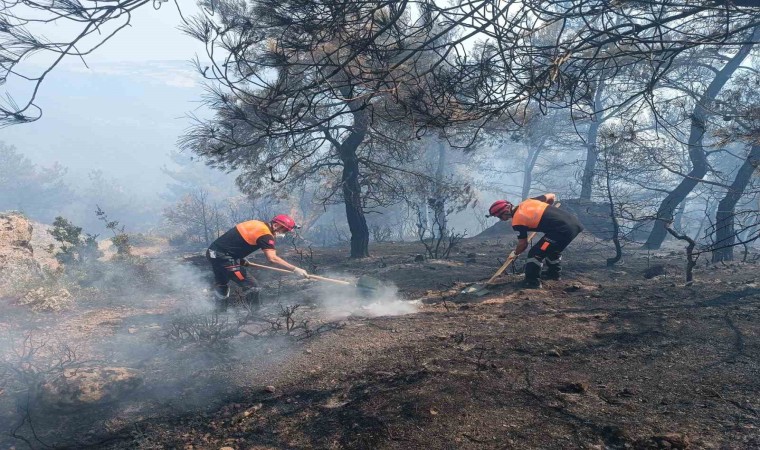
488, 194, 583, 289
206, 214, 310, 309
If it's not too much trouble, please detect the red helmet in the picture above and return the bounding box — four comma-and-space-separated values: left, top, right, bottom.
271, 214, 298, 232
488, 200, 513, 218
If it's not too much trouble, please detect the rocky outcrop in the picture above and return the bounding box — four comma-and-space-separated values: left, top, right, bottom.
18, 285, 73, 312
37, 366, 143, 410
476, 199, 618, 240
0, 212, 43, 297
559, 199, 615, 240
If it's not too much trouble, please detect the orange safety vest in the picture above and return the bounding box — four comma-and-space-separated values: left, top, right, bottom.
235, 220, 273, 245
512, 199, 549, 229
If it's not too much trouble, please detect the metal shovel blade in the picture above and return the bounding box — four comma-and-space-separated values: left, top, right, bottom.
461, 283, 488, 295
356, 275, 381, 291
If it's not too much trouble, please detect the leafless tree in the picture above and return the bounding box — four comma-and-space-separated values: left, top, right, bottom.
164, 188, 224, 246
644, 28, 759, 248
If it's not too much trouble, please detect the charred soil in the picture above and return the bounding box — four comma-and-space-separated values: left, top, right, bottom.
1, 236, 759, 449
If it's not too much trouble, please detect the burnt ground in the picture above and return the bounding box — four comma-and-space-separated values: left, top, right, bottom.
1, 236, 759, 449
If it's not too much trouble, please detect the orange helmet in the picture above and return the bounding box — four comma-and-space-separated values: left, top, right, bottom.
271, 214, 298, 232
488, 200, 513, 218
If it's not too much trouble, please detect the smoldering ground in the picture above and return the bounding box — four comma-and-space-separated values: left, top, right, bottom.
310, 274, 419, 319
0, 256, 419, 448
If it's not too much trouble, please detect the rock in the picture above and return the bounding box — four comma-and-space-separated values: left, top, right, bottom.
617, 387, 636, 398
0, 212, 43, 297
414, 254, 425, 262
17, 286, 73, 312
477, 199, 625, 240
547, 349, 562, 357
601, 426, 630, 447
558, 382, 588, 394
564, 283, 583, 293
219, 447, 235, 450
641, 433, 690, 449
644, 264, 667, 279
38, 367, 142, 409
264, 385, 276, 393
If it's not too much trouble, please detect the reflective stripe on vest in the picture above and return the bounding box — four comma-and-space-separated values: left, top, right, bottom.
235, 220, 273, 245
512, 199, 549, 229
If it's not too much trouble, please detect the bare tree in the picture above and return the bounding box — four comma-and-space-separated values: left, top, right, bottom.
711, 145, 760, 261
164, 189, 224, 246
645, 28, 759, 248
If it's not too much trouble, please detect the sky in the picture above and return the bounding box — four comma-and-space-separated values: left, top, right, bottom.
0, 1, 214, 197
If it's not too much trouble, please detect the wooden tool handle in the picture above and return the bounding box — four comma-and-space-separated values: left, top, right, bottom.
485, 231, 537, 285
244, 260, 294, 274
305, 274, 353, 286
244, 260, 353, 286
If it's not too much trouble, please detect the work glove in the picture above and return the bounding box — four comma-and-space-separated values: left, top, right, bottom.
508, 250, 517, 259
293, 267, 309, 279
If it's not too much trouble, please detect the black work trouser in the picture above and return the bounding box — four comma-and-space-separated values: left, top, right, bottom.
205, 249, 260, 305
524, 230, 579, 280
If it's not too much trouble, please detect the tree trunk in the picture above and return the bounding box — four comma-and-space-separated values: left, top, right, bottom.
712, 145, 760, 262
694, 200, 715, 244
580, 76, 606, 201
197, 189, 211, 246
645, 32, 757, 249
522, 144, 542, 200
432, 140, 447, 238
602, 147, 622, 266
580, 121, 600, 201
338, 110, 370, 258
673, 200, 687, 232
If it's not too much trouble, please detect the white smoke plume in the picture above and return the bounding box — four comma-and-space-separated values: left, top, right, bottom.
310, 273, 419, 319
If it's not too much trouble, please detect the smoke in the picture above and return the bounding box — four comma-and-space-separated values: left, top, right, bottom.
162, 259, 218, 309
0, 253, 299, 447
311, 274, 419, 319
0, 247, 421, 448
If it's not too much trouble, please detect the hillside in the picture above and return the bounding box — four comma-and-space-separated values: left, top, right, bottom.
1, 221, 757, 449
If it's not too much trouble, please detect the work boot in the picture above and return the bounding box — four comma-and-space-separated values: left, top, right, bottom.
212, 285, 230, 312
522, 256, 543, 288
544, 270, 561, 281
521, 278, 542, 289
243, 287, 262, 310
545, 256, 562, 280
213, 284, 230, 300
213, 297, 229, 313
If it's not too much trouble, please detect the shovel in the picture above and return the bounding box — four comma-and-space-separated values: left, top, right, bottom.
243, 260, 381, 294
460, 231, 538, 295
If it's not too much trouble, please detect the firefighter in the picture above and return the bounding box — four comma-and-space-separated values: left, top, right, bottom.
488, 194, 583, 288
206, 214, 309, 308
